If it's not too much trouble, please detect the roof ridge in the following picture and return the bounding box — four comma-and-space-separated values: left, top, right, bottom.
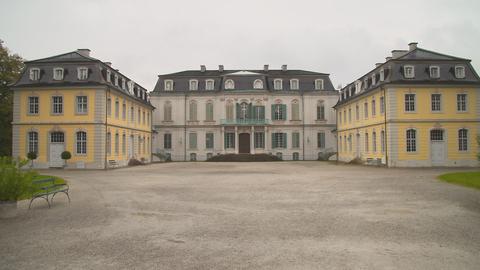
25, 50, 100, 63
398, 47, 470, 61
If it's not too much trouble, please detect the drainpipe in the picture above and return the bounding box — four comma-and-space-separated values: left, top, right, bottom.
383, 86, 389, 167
184, 93, 187, 161
301, 90, 305, 160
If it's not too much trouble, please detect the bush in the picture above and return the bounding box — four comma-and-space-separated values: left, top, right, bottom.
153, 152, 171, 162
317, 152, 336, 161
27, 152, 37, 161
128, 158, 145, 166
0, 157, 37, 202
348, 157, 364, 165
206, 154, 282, 162
61, 151, 71, 160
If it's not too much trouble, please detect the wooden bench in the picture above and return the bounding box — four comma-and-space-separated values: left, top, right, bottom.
29, 177, 70, 209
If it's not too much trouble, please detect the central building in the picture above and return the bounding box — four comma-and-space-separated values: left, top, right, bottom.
150, 65, 338, 161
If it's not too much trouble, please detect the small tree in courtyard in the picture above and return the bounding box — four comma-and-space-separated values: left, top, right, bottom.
27, 151, 37, 168
61, 151, 71, 168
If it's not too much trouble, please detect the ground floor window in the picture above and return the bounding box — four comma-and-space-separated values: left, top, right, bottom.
364, 133, 369, 152
292, 132, 300, 148
189, 133, 197, 149
276, 152, 283, 160
458, 129, 468, 151
272, 133, 287, 148
225, 133, 235, 149
381, 130, 385, 153
206, 153, 213, 159
164, 133, 172, 149
254, 132, 264, 149
317, 132, 325, 149
206, 133, 214, 149
106, 132, 111, 154
190, 153, 197, 161
406, 129, 416, 152
115, 133, 119, 154
372, 132, 377, 152
293, 152, 299, 160
28, 131, 38, 154
76, 131, 87, 154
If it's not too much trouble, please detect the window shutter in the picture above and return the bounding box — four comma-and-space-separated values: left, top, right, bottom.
248, 103, 253, 119
283, 133, 287, 148
271, 133, 275, 148
224, 133, 227, 147
282, 104, 287, 120
236, 103, 240, 119
259, 106, 265, 119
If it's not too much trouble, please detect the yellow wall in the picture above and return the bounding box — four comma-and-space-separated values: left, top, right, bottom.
106, 90, 151, 132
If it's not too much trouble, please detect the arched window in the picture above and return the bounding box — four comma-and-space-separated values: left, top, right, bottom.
189, 79, 198, 91
274, 79, 283, 90
28, 131, 38, 154
164, 101, 172, 121
205, 102, 214, 121
189, 101, 197, 121
226, 102, 234, 120
317, 101, 325, 120
225, 79, 234, 89
253, 79, 263, 89
458, 129, 468, 151
291, 100, 300, 120
406, 129, 416, 152
239, 102, 249, 119
76, 131, 87, 155
290, 79, 299, 90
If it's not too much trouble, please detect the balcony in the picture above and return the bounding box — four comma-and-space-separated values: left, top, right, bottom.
220, 119, 271, 125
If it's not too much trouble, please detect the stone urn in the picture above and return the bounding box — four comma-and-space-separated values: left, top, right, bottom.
0, 201, 18, 219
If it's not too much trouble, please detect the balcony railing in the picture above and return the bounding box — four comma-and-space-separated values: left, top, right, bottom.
220, 119, 271, 125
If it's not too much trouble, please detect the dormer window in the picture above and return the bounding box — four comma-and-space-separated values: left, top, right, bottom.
371, 74, 376, 85
363, 78, 368, 90
253, 79, 263, 89
164, 80, 173, 91
29, 68, 40, 81
205, 79, 214, 90
429, 66, 440, 78
127, 81, 134, 94
274, 79, 283, 90
106, 70, 111, 83
355, 81, 362, 93
290, 79, 299, 90
404, 65, 415, 78
380, 69, 385, 81
114, 74, 119, 86
53, 68, 64, 80
77, 67, 89, 80
455, 65, 465, 79
225, 79, 235, 89
189, 79, 198, 91
121, 78, 126, 89
315, 79, 324, 90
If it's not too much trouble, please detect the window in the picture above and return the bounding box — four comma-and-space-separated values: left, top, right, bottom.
53, 68, 64, 80
29, 68, 40, 81
142, 111, 145, 124
317, 132, 325, 149
317, 102, 325, 120
339, 136, 342, 152
225, 133, 235, 149
253, 79, 263, 89
115, 133, 119, 154
355, 104, 359, 120
381, 130, 385, 153
290, 79, 299, 90
343, 110, 346, 123
164, 102, 172, 121
77, 67, 88, 80
207, 153, 213, 160
28, 96, 39, 114
348, 108, 352, 123
189, 133, 197, 149
371, 74, 376, 85
254, 132, 264, 148
122, 134, 126, 154
226, 103, 234, 120
138, 109, 141, 123
189, 79, 198, 91
293, 152, 299, 161
164, 80, 173, 91
348, 134, 352, 152
28, 131, 38, 154
272, 133, 287, 148
254, 106, 265, 120
379, 69, 385, 81
372, 131, 377, 152
429, 66, 440, 78
291, 101, 300, 120
142, 136, 146, 154
114, 99, 119, 117
164, 133, 172, 149
338, 112, 342, 124
364, 133, 369, 152
457, 94, 467, 111
315, 79, 324, 90
405, 94, 415, 112
206, 133, 214, 149
239, 102, 249, 119
276, 152, 283, 160
431, 94, 441, 111
114, 74, 119, 86
225, 79, 234, 89
50, 132, 64, 143
76, 96, 88, 114
190, 153, 197, 161
406, 129, 416, 152
272, 104, 286, 120
364, 102, 368, 119
403, 65, 415, 78
122, 78, 126, 90
274, 79, 283, 90
380, 96, 385, 114
205, 79, 215, 90
130, 106, 134, 122
52, 96, 63, 114
106, 70, 111, 83
430, 129, 443, 141
458, 129, 468, 151
292, 132, 300, 148
371, 99, 376, 116
455, 66, 465, 79
106, 132, 111, 154
189, 101, 197, 121
122, 102, 126, 120
205, 102, 214, 121
107, 97, 111, 116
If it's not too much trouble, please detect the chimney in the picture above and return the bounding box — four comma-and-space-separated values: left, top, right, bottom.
385, 56, 392, 61
408, 42, 418, 51
200, 65, 206, 72
375, 63, 383, 67
264, 65, 269, 72
77, 49, 91, 57
391, 50, 408, 59
104, 62, 112, 66
219, 65, 224, 72
281, 64, 287, 72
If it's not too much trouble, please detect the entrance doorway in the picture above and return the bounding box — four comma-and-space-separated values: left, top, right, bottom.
49, 132, 65, 167
239, 133, 250, 154
430, 129, 445, 166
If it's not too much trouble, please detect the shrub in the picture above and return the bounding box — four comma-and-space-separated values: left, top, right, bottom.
153, 152, 171, 162
0, 157, 37, 202
128, 158, 145, 166
348, 157, 364, 165
27, 152, 37, 167
61, 151, 71, 161
317, 152, 336, 161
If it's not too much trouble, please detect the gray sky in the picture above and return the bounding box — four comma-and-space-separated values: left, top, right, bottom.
1, 0, 479, 90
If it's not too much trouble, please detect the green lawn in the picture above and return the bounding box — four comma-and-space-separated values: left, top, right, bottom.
18, 174, 67, 200
438, 172, 480, 190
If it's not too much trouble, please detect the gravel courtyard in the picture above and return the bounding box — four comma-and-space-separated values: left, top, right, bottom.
1, 162, 480, 269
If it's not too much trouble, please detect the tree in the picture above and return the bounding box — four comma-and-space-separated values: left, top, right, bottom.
477, 135, 480, 161
61, 151, 71, 167
0, 40, 24, 156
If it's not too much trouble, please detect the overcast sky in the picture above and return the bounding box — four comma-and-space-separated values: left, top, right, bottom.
1, 0, 479, 90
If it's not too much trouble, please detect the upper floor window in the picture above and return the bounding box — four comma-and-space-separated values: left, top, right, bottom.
28, 96, 39, 114
128, 81, 134, 93
455, 66, 465, 79
291, 100, 300, 120
29, 68, 40, 81
457, 94, 467, 111
429, 66, 440, 78
106, 70, 111, 83
290, 79, 299, 90
431, 94, 441, 111
403, 65, 415, 78
355, 104, 360, 120
121, 78, 126, 89
189, 101, 197, 121
76, 96, 88, 114
274, 79, 283, 90
226, 102, 234, 120
164, 101, 172, 121
114, 74, 119, 86
189, 79, 198, 91
379, 69, 385, 81
205, 102, 214, 121
371, 98, 376, 116
122, 102, 126, 120
371, 74, 376, 85
225, 79, 235, 90
52, 96, 63, 114
380, 96, 385, 114
405, 94, 415, 112
77, 67, 89, 80
316, 101, 325, 120
315, 79, 324, 90
205, 79, 214, 90
53, 68, 64, 80
164, 80, 173, 91
364, 102, 369, 118
253, 79, 263, 89
272, 104, 286, 120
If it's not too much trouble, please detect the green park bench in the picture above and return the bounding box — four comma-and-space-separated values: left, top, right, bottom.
28, 177, 70, 209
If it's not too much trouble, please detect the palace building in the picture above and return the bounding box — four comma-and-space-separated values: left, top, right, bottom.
150, 65, 338, 161
12, 49, 154, 169
335, 42, 480, 167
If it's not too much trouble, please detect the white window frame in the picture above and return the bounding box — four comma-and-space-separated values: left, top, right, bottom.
273, 79, 283, 90
53, 67, 64, 80
225, 79, 235, 90
405, 94, 416, 112
455, 65, 466, 79
458, 129, 468, 151
77, 67, 89, 80
189, 79, 198, 91
431, 94, 441, 112
76, 96, 88, 114
406, 129, 417, 153
429, 66, 440, 78
28, 131, 39, 154
164, 80, 173, 91
371, 74, 376, 85
315, 79, 324, 90
52, 95, 63, 114
29, 68, 40, 81
253, 79, 263, 89
290, 79, 299, 90
75, 131, 87, 155
121, 78, 126, 90
28, 96, 39, 115
379, 69, 385, 81
106, 70, 111, 83
403, 65, 415, 79
205, 79, 215, 90
114, 74, 119, 86
457, 93, 467, 112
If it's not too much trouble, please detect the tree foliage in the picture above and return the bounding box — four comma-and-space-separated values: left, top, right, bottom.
0, 40, 24, 156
